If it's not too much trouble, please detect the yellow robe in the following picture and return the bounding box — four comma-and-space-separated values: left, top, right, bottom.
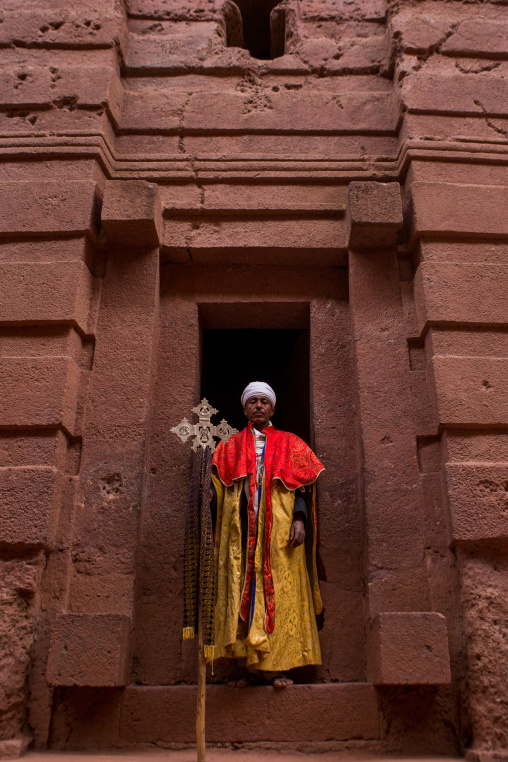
212, 474, 322, 671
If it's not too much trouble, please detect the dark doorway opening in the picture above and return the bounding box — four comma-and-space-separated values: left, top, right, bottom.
229, 0, 285, 60
201, 329, 310, 443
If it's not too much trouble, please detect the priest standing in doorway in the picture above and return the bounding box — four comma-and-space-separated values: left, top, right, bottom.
210, 381, 324, 687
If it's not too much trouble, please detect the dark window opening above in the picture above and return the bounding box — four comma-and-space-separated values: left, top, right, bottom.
224, 0, 286, 61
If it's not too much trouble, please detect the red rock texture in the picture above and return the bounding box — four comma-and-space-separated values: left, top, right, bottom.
460, 550, 508, 754
367, 612, 451, 686
46, 614, 132, 687
1, 0, 508, 757
0, 556, 44, 748
120, 684, 380, 744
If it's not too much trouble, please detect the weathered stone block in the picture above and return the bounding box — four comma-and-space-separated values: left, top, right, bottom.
294, 25, 387, 71
367, 612, 451, 685
70, 571, 135, 615
409, 182, 508, 240
0, 467, 62, 548
126, 0, 217, 20
102, 180, 162, 247
430, 356, 508, 427
0, 63, 123, 119
0, 261, 94, 334
346, 181, 403, 249
428, 329, 508, 363
4, 0, 121, 10
0, 430, 66, 469
300, 0, 385, 20
125, 21, 222, 70
47, 613, 132, 686
390, 11, 451, 55
182, 91, 394, 133
0, 238, 92, 265
0, 357, 80, 434
446, 464, 508, 543
0, 181, 100, 237
415, 262, 508, 332
400, 75, 508, 117
120, 90, 188, 132
200, 183, 348, 212
461, 553, 508, 753
419, 240, 508, 266
441, 19, 508, 58
0, 738, 30, 759
367, 566, 431, 617
442, 430, 508, 465
163, 217, 346, 259
0, 9, 126, 49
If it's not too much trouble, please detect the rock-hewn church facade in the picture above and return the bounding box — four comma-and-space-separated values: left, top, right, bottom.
1, 0, 507, 757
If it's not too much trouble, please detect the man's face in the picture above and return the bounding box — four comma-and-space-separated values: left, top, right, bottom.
243, 395, 275, 430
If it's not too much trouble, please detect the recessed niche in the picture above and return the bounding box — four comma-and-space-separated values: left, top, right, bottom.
223, 0, 286, 60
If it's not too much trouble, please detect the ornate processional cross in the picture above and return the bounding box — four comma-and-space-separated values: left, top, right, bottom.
171, 398, 238, 453
170, 398, 237, 762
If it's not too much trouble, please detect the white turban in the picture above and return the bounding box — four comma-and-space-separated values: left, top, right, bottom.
241, 381, 276, 408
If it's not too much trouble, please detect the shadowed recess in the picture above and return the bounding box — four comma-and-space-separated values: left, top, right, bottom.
228, 0, 285, 60
201, 328, 310, 443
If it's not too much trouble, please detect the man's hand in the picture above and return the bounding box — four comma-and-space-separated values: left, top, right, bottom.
289, 516, 305, 549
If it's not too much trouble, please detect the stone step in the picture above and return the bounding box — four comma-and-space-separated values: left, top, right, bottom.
120, 683, 379, 744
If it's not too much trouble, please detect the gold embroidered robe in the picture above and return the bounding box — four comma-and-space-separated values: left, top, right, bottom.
212, 472, 322, 671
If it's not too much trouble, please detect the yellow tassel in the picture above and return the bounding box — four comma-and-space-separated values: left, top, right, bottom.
203, 645, 214, 660
182, 627, 195, 640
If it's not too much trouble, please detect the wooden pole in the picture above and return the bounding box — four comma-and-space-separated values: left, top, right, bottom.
196, 622, 206, 762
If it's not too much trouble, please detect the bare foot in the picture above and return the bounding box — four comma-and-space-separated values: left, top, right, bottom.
268, 674, 293, 688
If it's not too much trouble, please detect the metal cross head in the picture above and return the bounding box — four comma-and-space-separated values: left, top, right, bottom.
170, 398, 238, 453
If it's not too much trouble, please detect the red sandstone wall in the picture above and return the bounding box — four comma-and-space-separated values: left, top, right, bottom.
1, 0, 508, 758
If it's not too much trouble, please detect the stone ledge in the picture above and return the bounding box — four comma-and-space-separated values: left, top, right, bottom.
120, 683, 380, 743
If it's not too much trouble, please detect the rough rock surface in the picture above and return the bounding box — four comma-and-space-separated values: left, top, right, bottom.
0, 555, 44, 744
461, 551, 508, 753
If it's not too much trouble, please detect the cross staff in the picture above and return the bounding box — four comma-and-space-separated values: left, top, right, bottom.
171, 399, 238, 762
171, 398, 237, 453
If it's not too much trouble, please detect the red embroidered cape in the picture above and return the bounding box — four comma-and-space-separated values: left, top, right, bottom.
212, 423, 324, 634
